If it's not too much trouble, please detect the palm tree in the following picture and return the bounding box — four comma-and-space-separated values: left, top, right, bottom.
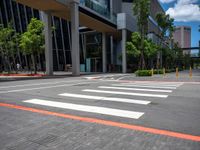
132, 0, 150, 69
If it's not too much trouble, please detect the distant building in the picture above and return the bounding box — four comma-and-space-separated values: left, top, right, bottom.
173, 26, 191, 54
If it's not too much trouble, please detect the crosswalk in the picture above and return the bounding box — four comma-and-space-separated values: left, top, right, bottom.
23, 81, 183, 120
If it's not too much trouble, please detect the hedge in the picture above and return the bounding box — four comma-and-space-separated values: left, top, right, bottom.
153, 69, 163, 74
135, 70, 152, 76
135, 68, 183, 76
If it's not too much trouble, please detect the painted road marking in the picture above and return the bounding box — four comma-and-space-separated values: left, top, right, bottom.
0, 82, 97, 94
24, 99, 144, 119
120, 83, 181, 87
98, 86, 172, 93
129, 82, 183, 85
0, 102, 199, 142
132, 81, 184, 85
0, 80, 83, 89
59, 93, 151, 105
112, 84, 177, 89
83, 89, 168, 98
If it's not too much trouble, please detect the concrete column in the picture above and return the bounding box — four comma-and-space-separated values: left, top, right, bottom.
110, 35, 114, 64
52, 17, 60, 70
70, 1, 80, 76
60, 19, 67, 67
122, 29, 127, 73
102, 33, 107, 73
43, 11, 53, 75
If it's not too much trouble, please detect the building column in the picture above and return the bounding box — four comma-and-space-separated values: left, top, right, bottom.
43, 11, 53, 75
122, 29, 127, 73
60, 19, 67, 67
102, 33, 107, 73
52, 17, 60, 70
70, 0, 80, 76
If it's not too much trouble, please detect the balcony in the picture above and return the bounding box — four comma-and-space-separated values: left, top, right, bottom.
79, 0, 117, 24
16, 0, 117, 33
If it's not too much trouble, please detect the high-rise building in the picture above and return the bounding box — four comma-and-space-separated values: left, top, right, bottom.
0, 0, 164, 74
173, 26, 191, 54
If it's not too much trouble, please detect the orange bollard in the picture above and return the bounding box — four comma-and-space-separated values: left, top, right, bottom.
176, 68, 179, 78
189, 66, 192, 78
163, 68, 166, 77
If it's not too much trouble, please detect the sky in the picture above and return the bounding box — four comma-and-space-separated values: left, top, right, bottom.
158, 0, 200, 47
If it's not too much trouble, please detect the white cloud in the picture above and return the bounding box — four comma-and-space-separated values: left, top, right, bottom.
166, 0, 200, 22
159, 0, 176, 3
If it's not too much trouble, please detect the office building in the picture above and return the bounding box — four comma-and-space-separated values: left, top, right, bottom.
0, 0, 164, 75
173, 26, 191, 54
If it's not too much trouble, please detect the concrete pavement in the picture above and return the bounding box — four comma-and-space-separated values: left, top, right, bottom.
0, 71, 200, 149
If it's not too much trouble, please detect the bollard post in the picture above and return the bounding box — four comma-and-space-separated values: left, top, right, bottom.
189, 66, 192, 79
163, 68, 166, 77
176, 67, 179, 78
151, 68, 154, 76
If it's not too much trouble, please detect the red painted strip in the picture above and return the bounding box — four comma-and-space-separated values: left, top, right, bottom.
0, 102, 200, 142
0, 74, 44, 77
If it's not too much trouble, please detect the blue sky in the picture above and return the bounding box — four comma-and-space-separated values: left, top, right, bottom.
159, 0, 200, 47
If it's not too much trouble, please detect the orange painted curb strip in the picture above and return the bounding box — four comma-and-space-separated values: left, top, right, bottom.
0, 102, 200, 142
0, 74, 45, 77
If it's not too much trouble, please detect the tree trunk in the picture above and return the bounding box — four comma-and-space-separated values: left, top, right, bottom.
140, 33, 146, 70
12, 55, 17, 73
156, 52, 160, 70
31, 54, 37, 74
5, 55, 11, 73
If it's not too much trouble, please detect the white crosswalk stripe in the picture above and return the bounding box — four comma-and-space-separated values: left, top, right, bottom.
59, 93, 151, 105
131, 82, 183, 86
83, 89, 168, 98
111, 84, 177, 89
98, 86, 172, 93
23, 81, 182, 120
24, 99, 144, 119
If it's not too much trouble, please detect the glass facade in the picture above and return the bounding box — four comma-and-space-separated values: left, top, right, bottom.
0, 0, 109, 72
0, 0, 72, 71
80, 0, 116, 24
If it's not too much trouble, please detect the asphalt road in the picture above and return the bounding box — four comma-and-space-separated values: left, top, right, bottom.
0, 73, 200, 150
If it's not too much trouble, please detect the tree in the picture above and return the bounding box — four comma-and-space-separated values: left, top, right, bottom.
126, 32, 141, 58
20, 18, 44, 74
126, 32, 158, 69
156, 13, 174, 68
132, 0, 150, 69
0, 23, 19, 72
162, 47, 176, 69
173, 43, 183, 68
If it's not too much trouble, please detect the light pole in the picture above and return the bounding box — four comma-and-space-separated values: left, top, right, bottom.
198, 25, 200, 57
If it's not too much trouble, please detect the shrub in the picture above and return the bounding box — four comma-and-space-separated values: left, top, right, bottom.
135, 70, 152, 76
153, 69, 163, 74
